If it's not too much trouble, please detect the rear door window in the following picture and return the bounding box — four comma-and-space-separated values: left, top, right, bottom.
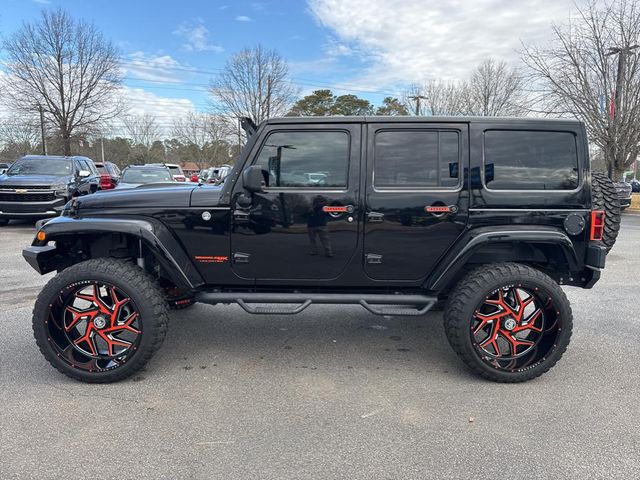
373, 130, 460, 189
483, 130, 579, 190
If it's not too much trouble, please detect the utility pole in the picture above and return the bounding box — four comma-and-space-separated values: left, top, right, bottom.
408, 95, 428, 116
265, 76, 272, 119
606, 44, 639, 178
100, 137, 105, 162
38, 105, 47, 155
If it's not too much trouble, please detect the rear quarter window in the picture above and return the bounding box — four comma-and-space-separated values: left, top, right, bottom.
483, 130, 579, 191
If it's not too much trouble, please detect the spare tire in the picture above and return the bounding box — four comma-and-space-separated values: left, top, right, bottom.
591, 171, 621, 252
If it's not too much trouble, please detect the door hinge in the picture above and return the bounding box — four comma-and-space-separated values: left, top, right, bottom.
233, 252, 251, 264
365, 253, 383, 264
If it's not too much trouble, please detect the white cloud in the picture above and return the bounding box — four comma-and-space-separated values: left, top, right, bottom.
124, 52, 192, 83
114, 86, 197, 136
308, 0, 575, 89
173, 20, 224, 53
235, 15, 253, 22
32, 0, 51, 4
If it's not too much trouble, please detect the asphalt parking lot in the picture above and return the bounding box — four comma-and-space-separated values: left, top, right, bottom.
1, 216, 639, 479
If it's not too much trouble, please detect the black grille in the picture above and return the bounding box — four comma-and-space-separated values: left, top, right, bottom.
0, 192, 56, 202
0, 185, 53, 190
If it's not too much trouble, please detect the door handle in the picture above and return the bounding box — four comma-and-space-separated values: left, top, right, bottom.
322, 205, 355, 214
425, 205, 459, 216
367, 211, 384, 222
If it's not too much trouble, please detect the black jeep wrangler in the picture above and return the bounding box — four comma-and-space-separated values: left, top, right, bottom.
23, 116, 620, 383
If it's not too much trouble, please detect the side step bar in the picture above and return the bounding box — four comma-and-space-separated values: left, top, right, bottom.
194, 292, 437, 316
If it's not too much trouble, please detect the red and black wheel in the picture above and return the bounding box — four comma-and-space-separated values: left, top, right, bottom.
444, 263, 572, 382
33, 259, 169, 383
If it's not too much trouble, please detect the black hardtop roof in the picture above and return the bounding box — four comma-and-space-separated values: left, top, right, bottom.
264, 115, 582, 126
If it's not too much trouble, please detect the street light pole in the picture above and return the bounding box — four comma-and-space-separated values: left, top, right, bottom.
607, 45, 639, 121
605, 44, 639, 178
408, 95, 428, 116
38, 105, 47, 155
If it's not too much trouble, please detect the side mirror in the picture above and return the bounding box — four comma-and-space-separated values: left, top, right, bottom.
78, 170, 91, 178
242, 165, 265, 193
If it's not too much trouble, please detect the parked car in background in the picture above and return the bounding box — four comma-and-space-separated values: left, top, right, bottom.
94, 161, 121, 190
200, 165, 232, 185
148, 163, 186, 182
0, 162, 12, 175
190, 173, 199, 183
0, 155, 100, 225
630, 179, 640, 193
614, 181, 632, 209
115, 165, 175, 189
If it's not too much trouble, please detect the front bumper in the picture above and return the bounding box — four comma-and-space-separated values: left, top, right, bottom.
618, 196, 632, 208
0, 197, 66, 219
23, 245, 58, 275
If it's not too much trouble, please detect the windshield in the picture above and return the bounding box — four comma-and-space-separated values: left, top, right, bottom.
7, 158, 72, 176
121, 169, 172, 184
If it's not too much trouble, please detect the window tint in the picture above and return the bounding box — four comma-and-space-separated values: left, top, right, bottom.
484, 130, 579, 190
255, 131, 349, 188
374, 130, 460, 188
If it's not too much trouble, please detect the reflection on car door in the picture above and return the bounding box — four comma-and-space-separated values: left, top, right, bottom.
230, 125, 362, 283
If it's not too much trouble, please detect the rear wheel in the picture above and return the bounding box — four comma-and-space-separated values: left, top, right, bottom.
0, 219, 9, 226
32, 259, 169, 383
591, 171, 621, 252
444, 263, 572, 382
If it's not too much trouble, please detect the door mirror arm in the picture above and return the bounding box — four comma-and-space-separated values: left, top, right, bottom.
236, 192, 253, 209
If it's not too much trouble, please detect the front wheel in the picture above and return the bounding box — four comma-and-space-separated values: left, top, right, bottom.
444, 263, 572, 382
32, 259, 169, 383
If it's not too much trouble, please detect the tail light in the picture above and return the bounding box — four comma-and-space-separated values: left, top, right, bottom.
590, 210, 605, 241
100, 174, 114, 190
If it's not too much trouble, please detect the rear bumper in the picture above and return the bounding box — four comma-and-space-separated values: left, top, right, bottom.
582, 244, 607, 289
0, 198, 66, 218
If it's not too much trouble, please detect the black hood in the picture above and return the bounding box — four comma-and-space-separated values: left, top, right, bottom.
0, 174, 72, 187
78, 184, 197, 210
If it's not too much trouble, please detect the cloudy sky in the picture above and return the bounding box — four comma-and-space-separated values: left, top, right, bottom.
0, 0, 579, 127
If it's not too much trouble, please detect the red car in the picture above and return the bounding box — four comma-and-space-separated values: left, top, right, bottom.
94, 161, 121, 190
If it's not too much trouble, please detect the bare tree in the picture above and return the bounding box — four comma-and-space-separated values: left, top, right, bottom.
409, 81, 468, 116
0, 115, 40, 149
122, 113, 160, 147
464, 59, 529, 116
172, 112, 232, 169
210, 45, 298, 125
1, 9, 122, 156
403, 60, 527, 117
521, 0, 640, 179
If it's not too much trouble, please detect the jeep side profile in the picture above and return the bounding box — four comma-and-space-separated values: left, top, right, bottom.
23, 116, 617, 383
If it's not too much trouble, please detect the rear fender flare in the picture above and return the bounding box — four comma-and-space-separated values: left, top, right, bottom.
424, 227, 579, 292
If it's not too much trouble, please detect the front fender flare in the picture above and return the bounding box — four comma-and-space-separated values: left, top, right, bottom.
24, 216, 203, 290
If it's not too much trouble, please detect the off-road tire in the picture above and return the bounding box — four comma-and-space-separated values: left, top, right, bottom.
591, 171, 621, 252
444, 262, 573, 383
32, 259, 169, 383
